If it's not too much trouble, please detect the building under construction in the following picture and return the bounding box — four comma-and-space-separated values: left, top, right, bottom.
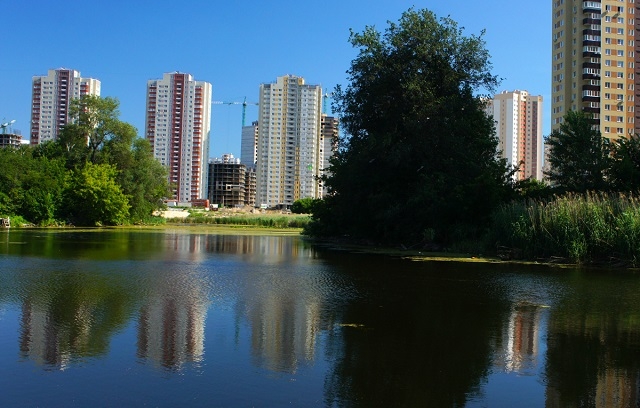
0, 133, 22, 148
208, 154, 256, 208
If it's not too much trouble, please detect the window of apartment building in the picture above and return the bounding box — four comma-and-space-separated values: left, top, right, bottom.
605, 115, 611, 121
605, 127, 611, 133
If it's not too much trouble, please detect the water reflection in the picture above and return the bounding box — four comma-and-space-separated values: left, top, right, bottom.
3, 230, 640, 406
17, 270, 134, 370
492, 302, 545, 374
136, 267, 209, 370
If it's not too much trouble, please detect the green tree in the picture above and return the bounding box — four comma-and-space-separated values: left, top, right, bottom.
112, 138, 169, 222
0, 146, 68, 225
609, 134, 640, 192
291, 197, 317, 214
307, 8, 512, 245
544, 110, 611, 193
66, 95, 122, 164
62, 162, 130, 226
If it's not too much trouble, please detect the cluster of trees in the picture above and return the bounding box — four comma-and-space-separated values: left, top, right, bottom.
0, 96, 169, 226
546, 109, 640, 194
305, 8, 514, 246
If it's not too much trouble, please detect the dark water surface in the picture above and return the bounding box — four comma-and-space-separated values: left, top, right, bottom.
1, 229, 639, 407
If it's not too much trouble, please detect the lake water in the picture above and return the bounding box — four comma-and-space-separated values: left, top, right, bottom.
1, 229, 639, 407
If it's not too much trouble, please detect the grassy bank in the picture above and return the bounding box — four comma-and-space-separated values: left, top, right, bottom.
487, 193, 640, 266
165, 211, 311, 229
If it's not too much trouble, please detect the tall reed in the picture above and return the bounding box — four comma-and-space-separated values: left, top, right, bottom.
488, 193, 640, 266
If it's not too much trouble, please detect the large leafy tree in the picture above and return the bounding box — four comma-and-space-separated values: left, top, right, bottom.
545, 110, 610, 193
62, 162, 130, 226
66, 95, 121, 164
308, 8, 512, 245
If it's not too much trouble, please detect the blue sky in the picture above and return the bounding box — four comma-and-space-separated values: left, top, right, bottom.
2, 0, 550, 158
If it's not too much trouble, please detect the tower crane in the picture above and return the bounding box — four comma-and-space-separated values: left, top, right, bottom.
322, 93, 334, 114
212, 97, 258, 128
0, 119, 16, 134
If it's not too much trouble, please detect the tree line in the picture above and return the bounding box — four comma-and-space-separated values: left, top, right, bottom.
0, 95, 169, 226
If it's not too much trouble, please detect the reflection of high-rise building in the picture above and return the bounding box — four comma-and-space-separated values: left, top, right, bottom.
246, 294, 321, 373
145, 72, 212, 202
137, 271, 208, 369
493, 302, 543, 373
19, 301, 71, 368
595, 368, 640, 407
30, 68, 101, 145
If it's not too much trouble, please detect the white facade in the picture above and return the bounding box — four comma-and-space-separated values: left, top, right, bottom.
145, 72, 212, 202
486, 90, 544, 180
256, 75, 323, 208
30, 68, 101, 145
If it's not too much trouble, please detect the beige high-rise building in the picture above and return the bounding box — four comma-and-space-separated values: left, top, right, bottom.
551, 0, 639, 139
486, 90, 544, 180
30, 68, 101, 145
145, 72, 212, 203
256, 75, 323, 208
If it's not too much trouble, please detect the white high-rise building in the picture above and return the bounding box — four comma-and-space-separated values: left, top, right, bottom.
485, 90, 544, 180
145, 72, 212, 202
30, 68, 101, 145
256, 75, 323, 208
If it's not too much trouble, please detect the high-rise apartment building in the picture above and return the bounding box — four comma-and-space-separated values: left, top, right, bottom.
256, 75, 323, 208
30, 68, 100, 145
320, 114, 339, 195
145, 72, 212, 203
551, 0, 639, 139
241, 120, 259, 169
485, 90, 544, 180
